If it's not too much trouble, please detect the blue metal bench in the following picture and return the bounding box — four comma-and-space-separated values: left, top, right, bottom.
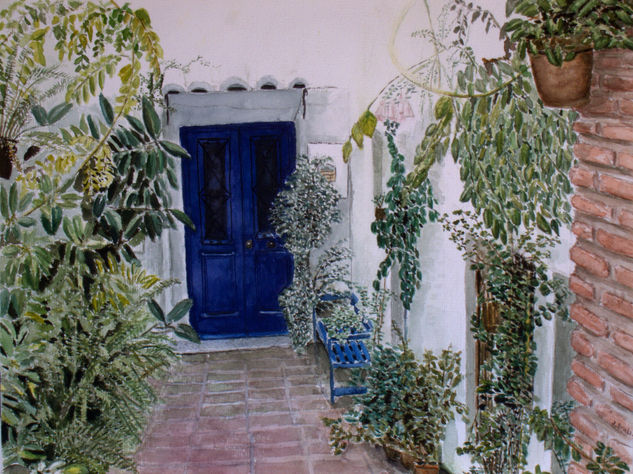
313, 294, 372, 404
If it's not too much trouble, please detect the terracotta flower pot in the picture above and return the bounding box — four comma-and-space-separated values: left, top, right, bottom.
529, 50, 593, 108
400, 452, 416, 470
414, 463, 440, 474
383, 445, 400, 462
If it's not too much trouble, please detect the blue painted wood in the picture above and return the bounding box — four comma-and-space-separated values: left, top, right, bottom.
181, 123, 295, 339
312, 294, 372, 403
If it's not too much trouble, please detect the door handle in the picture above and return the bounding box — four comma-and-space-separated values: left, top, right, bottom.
245, 239, 253, 249
266, 240, 276, 249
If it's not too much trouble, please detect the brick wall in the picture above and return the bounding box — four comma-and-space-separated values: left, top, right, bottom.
567, 49, 633, 471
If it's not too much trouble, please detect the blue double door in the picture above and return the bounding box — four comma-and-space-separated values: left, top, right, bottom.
180, 122, 295, 338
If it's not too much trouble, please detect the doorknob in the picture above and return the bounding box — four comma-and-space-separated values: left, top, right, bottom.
266, 240, 276, 249
245, 239, 253, 249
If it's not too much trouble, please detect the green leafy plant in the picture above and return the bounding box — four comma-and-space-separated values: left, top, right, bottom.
324, 342, 466, 467
504, 0, 633, 66
371, 121, 438, 313
0, 1, 198, 471
270, 155, 351, 350
445, 211, 571, 473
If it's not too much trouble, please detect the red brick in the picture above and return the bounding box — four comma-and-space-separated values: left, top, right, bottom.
620, 99, 633, 116
597, 229, 633, 258
572, 195, 611, 218
568, 378, 592, 406
614, 330, 633, 354
572, 359, 606, 389
619, 209, 633, 229
570, 408, 601, 440
617, 152, 633, 171
615, 265, 633, 289
582, 96, 619, 115
611, 386, 633, 412
596, 54, 633, 70
596, 403, 633, 436
600, 173, 633, 201
570, 274, 595, 300
574, 120, 596, 135
253, 443, 303, 459
574, 143, 616, 166
610, 439, 633, 465
570, 304, 609, 336
602, 124, 633, 142
571, 167, 596, 188
572, 221, 594, 240
571, 329, 595, 357
603, 75, 633, 92
570, 246, 610, 278
602, 292, 633, 320
598, 351, 633, 387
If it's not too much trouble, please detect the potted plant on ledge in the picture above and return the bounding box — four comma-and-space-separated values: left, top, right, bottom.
504, 0, 633, 107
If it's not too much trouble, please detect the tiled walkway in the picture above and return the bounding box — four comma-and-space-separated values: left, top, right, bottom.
135, 345, 406, 473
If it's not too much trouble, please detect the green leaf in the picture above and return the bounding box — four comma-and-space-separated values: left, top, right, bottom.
92, 195, 106, 218
434, 96, 453, 120
159, 140, 190, 159
134, 8, 152, 26
142, 96, 161, 139
31, 105, 48, 126
170, 209, 195, 230
342, 140, 352, 163
17, 217, 36, 227
174, 323, 200, 343
359, 110, 377, 137
8, 183, 17, 214
536, 213, 551, 233
147, 299, 165, 323
351, 122, 363, 148
99, 94, 114, 125
166, 298, 193, 323
87, 115, 99, 139
47, 102, 72, 124
0, 186, 8, 218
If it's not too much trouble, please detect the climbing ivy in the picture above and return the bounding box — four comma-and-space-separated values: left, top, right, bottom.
371, 121, 438, 311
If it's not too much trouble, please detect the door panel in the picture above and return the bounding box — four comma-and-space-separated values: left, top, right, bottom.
181, 122, 295, 338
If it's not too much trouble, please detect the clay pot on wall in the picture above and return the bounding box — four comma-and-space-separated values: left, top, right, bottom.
529, 50, 593, 108
414, 464, 440, 474
0, 137, 17, 180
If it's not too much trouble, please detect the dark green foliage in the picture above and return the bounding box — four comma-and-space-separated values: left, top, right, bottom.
445, 210, 570, 473
270, 155, 350, 350
504, 0, 633, 66
0, 2, 197, 470
325, 343, 465, 465
371, 122, 438, 310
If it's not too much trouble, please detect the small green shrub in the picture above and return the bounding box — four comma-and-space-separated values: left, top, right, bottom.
270, 155, 350, 350
325, 343, 466, 466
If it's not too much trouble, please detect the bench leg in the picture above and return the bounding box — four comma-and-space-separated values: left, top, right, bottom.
329, 363, 335, 404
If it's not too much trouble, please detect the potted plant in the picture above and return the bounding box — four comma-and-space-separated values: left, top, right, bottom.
504, 0, 633, 107
324, 343, 466, 472
270, 154, 351, 351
